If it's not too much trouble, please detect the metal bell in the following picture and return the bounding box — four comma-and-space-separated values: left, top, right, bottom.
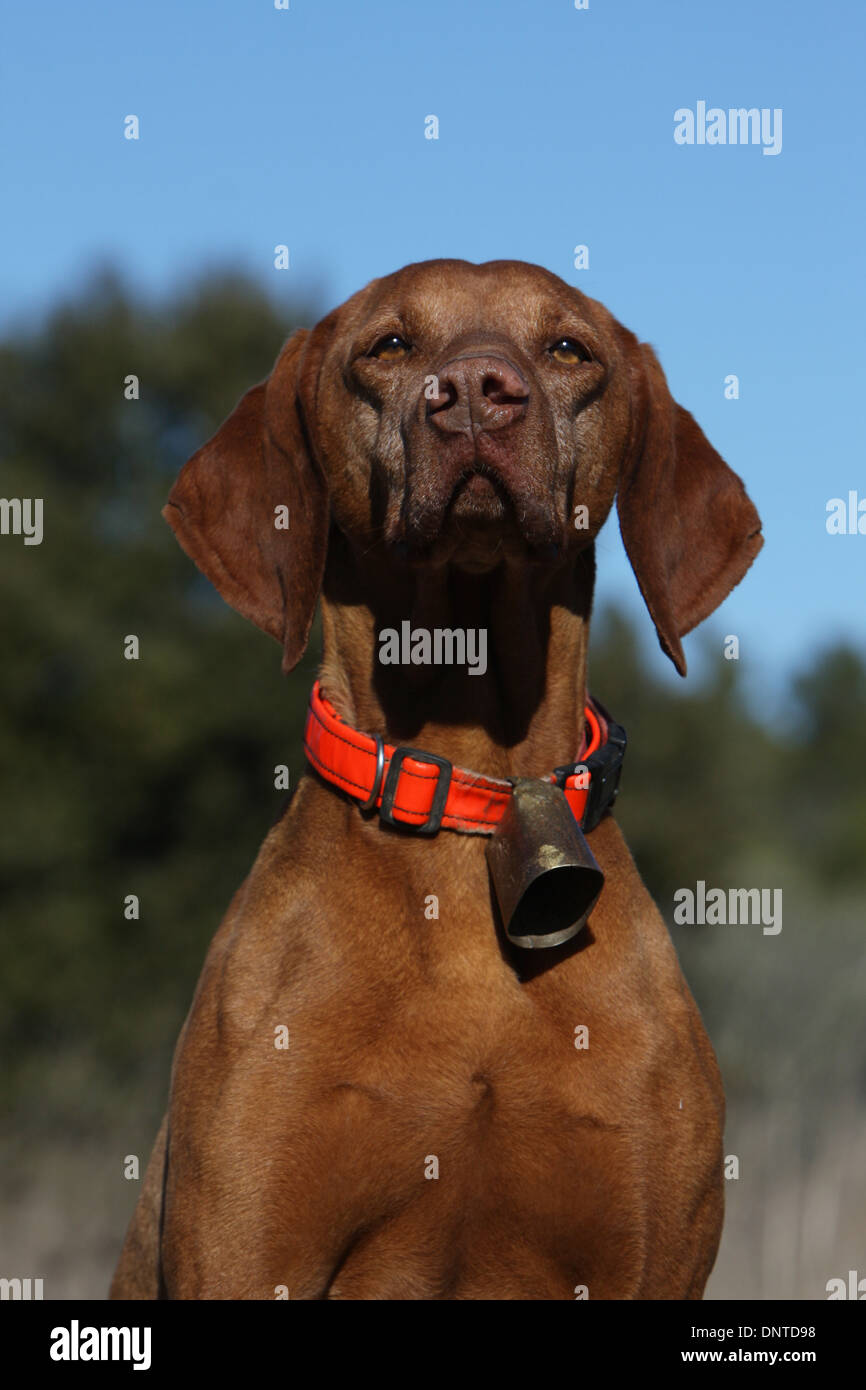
486, 778, 604, 950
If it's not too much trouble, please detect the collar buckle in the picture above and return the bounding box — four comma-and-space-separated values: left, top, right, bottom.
379, 746, 453, 835
581, 719, 627, 832
358, 734, 386, 812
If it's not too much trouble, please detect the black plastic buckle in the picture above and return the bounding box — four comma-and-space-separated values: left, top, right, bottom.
379, 746, 453, 835
581, 719, 627, 832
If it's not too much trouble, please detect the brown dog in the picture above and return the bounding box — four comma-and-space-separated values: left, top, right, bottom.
110, 259, 761, 1300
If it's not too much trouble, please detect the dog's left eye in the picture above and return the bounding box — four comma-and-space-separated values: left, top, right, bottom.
368, 334, 412, 360
549, 338, 592, 364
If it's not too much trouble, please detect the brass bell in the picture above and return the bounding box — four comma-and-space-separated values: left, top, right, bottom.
486, 778, 604, 949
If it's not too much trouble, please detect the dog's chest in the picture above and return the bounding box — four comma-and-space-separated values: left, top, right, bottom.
274, 966, 720, 1300
170, 838, 723, 1298
316, 1074, 644, 1298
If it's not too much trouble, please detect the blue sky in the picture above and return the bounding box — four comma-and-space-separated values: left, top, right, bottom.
4, 0, 864, 707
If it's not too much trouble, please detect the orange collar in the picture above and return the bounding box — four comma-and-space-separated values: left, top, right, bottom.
303, 681, 626, 837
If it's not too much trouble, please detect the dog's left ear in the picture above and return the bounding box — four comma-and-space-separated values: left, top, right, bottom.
163, 325, 331, 673
616, 339, 762, 676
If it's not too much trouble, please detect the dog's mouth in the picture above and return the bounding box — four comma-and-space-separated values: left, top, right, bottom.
447, 462, 512, 515
390, 400, 568, 566
395, 453, 563, 571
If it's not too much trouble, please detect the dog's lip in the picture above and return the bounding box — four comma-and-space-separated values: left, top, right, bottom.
462, 474, 498, 497
448, 462, 512, 509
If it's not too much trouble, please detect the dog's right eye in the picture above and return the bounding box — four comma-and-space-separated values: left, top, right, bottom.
368, 334, 412, 360
549, 337, 593, 365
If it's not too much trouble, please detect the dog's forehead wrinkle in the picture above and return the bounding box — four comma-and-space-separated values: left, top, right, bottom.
346, 258, 588, 349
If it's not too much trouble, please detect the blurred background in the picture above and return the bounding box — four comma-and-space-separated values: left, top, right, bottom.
1, 0, 864, 1299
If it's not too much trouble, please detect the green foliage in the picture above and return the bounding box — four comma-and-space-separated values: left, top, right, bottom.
0, 269, 321, 1135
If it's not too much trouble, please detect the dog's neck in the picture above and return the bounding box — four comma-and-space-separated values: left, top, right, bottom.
317, 532, 595, 781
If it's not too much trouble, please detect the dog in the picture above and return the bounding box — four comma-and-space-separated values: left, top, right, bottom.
110, 258, 762, 1300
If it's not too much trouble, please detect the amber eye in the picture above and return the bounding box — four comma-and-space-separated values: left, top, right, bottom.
368, 333, 412, 360
549, 337, 592, 364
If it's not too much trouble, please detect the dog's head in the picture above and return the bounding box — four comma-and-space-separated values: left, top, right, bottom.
164, 258, 762, 675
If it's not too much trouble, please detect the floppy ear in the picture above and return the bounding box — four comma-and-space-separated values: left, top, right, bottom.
163, 327, 329, 672
616, 340, 762, 676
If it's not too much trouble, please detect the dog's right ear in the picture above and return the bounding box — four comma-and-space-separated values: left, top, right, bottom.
163, 327, 330, 672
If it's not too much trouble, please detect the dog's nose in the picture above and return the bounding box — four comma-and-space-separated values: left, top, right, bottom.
427, 355, 529, 434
